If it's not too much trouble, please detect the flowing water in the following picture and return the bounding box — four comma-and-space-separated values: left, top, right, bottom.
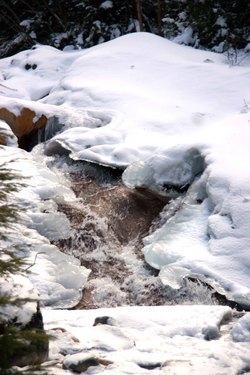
50, 157, 217, 309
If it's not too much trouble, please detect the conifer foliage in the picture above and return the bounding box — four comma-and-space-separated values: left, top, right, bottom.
0, 1, 249, 58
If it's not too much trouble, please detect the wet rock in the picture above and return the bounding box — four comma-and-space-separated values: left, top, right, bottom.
93, 316, 115, 326
202, 325, 220, 341
63, 353, 113, 373
137, 362, 162, 370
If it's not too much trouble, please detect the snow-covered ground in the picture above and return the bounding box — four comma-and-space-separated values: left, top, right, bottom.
0, 32, 250, 372
42, 306, 250, 375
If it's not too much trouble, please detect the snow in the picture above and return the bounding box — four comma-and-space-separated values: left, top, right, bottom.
42, 305, 250, 375
172, 26, 196, 45
0, 146, 90, 308
0, 119, 18, 146
231, 313, 250, 342
0, 31, 250, 372
0, 274, 38, 326
100, 1, 113, 9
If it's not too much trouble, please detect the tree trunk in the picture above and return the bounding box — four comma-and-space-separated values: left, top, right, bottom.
135, 0, 144, 31
157, 0, 164, 36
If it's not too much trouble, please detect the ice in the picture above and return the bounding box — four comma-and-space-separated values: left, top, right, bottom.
27, 241, 90, 308
123, 146, 206, 197
231, 313, 250, 342
159, 265, 191, 290
28, 211, 71, 241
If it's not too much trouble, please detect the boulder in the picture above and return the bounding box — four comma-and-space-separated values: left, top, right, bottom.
93, 316, 115, 326
0, 106, 47, 148
63, 353, 113, 373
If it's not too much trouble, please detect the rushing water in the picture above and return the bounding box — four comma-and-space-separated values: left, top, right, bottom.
49, 157, 216, 309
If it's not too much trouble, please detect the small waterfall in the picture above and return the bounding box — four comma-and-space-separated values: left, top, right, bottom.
37, 116, 63, 144
20, 116, 64, 151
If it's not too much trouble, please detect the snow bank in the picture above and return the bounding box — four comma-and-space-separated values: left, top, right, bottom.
2, 33, 248, 167
123, 114, 250, 307
0, 146, 90, 308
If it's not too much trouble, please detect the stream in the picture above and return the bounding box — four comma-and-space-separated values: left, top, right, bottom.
48, 157, 224, 310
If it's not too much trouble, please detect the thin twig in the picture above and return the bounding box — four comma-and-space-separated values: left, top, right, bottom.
0, 83, 18, 92
25, 252, 45, 271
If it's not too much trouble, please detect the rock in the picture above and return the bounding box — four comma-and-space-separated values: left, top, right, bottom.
63, 353, 113, 373
50, 327, 80, 343
93, 316, 115, 326
202, 325, 220, 341
0, 106, 47, 148
137, 362, 162, 370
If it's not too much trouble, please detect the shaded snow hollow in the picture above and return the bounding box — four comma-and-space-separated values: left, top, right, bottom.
0, 32, 249, 308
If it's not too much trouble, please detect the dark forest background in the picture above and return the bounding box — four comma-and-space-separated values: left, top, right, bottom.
0, 0, 249, 58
